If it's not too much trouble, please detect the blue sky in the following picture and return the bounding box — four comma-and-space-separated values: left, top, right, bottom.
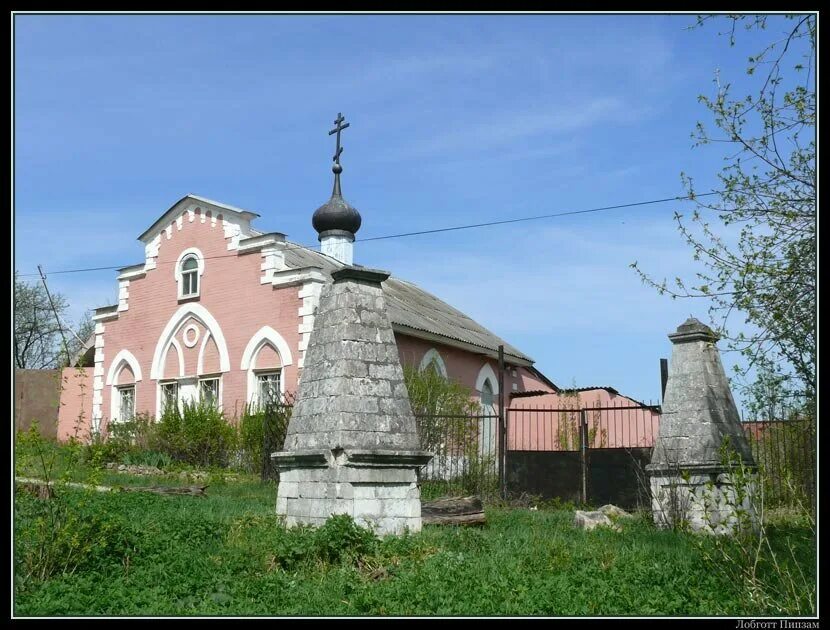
13, 13, 799, 409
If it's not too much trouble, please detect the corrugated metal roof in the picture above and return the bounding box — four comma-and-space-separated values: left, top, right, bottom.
282, 242, 533, 363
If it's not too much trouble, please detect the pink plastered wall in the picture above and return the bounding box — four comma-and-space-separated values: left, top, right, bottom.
394, 333, 554, 398
96, 209, 302, 434
508, 390, 661, 451
57, 367, 95, 442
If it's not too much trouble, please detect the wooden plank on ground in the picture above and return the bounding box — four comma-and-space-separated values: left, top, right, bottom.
14, 477, 208, 497
421, 495, 486, 526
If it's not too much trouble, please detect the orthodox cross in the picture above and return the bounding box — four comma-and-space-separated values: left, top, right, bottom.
328, 112, 350, 196
329, 112, 350, 166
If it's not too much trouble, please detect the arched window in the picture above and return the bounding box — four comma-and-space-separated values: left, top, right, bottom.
480, 378, 495, 410
105, 349, 143, 425
175, 248, 205, 301
240, 326, 294, 409
181, 256, 199, 297
475, 364, 500, 458
419, 348, 448, 379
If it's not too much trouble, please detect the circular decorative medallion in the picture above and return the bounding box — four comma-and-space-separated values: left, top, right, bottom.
183, 323, 200, 348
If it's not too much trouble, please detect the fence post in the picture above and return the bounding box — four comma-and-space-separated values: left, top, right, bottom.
579, 408, 588, 505
498, 345, 506, 500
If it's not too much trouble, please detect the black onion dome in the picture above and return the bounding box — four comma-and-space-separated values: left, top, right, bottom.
312, 194, 362, 235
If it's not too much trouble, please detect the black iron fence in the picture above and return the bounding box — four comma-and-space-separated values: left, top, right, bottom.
741, 406, 816, 513
505, 402, 661, 509
254, 391, 296, 481
259, 376, 815, 515
414, 411, 501, 500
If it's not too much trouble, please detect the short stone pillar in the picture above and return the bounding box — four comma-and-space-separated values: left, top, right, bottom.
272, 266, 432, 536
646, 318, 758, 534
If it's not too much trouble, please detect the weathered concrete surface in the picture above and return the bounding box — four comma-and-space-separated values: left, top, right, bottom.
273, 267, 431, 536
647, 318, 757, 534
597, 504, 632, 520
574, 510, 619, 531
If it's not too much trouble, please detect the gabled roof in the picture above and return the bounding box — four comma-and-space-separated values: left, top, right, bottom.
137, 194, 260, 243
281, 242, 534, 365
126, 194, 534, 366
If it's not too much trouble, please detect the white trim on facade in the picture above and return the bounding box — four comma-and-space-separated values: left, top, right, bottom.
297, 278, 325, 369
144, 234, 161, 271
475, 363, 499, 458
196, 330, 212, 375
111, 383, 137, 426
150, 304, 230, 380
105, 349, 142, 427
419, 348, 448, 378
240, 326, 293, 405
475, 363, 499, 396
105, 349, 143, 385
182, 323, 200, 348
91, 322, 105, 434
168, 338, 185, 378
117, 279, 130, 312
174, 247, 205, 300
240, 326, 294, 370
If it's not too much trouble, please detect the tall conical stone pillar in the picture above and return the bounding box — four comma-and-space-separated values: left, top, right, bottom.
647, 317, 758, 534
272, 266, 432, 535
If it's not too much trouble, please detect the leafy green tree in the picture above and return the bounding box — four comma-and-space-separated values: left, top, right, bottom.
14, 273, 70, 369
403, 362, 478, 453
14, 273, 95, 369
632, 15, 816, 406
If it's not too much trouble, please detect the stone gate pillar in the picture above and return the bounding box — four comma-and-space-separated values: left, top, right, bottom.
646, 317, 758, 534
272, 266, 432, 536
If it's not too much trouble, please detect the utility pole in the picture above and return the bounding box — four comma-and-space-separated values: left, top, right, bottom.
660, 358, 669, 403
498, 345, 506, 499
37, 265, 76, 366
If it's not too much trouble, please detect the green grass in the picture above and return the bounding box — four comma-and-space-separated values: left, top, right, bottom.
14, 438, 816, 616
14, 477, 816, 616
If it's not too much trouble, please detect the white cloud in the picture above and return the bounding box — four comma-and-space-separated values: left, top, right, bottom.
386, 97, 645, 161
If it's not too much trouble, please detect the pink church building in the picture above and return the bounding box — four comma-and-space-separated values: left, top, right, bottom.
55, 116, 658, 448
57, 186, 556, 441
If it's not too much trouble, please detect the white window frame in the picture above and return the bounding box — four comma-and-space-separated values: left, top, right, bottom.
160, 381, 179, 414
255, 369, 283, 409
115, 384, 136, 423
240, 328, 292, 407
174, 247, 205, 301
181, 256, 199, 297
198, 375, 221, 408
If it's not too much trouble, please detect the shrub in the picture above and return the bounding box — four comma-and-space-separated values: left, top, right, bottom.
154, 400, 237, 468
14, 429, 136, 591
313, 514, 378, 565
15, 491, 136, 588
694, 438, 817, 615
83, 413, 158, 466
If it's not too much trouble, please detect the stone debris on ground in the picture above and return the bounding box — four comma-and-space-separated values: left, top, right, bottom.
573, 504, 633, 531
104, 462, 234, 481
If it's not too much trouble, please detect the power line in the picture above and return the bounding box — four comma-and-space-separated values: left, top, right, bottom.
17, 190, 719, 278
359, 192, 720, 242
